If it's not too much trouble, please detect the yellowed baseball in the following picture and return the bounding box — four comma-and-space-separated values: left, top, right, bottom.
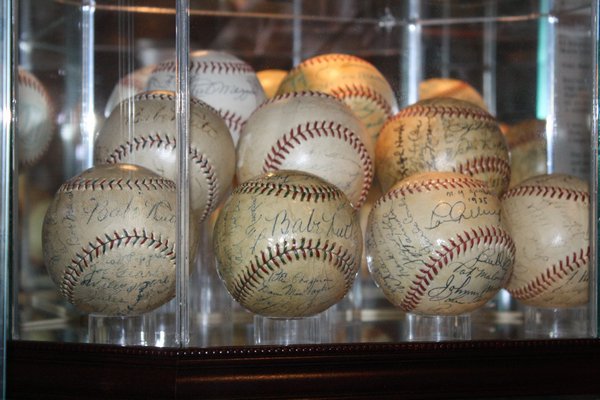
146, 50, 266, 144
42, 164, 180, 316
276, 53, 398, 147
366, 171, 515, 316
256, 69, 288, 99
501, 174, 589, 308
503, 119, 547, 187
94, 90, 235, 222
17, 68, 55, 166
375, 97, 510, 197
213, 170, 362, 318
236, 91, 374, 208
419, 78, 488, 111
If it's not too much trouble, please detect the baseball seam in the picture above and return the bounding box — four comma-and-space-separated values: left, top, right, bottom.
385, 104, 495, 129
60, 228, 176, 304
509, 247, 590, 301
453, 155, 511, 185
133, 92, 222, 115
261, 121, 373, 208
293, 54, 375, 72
234, 180, 344, 202
231, 238, 356, 301
502, 185, 590, 203
103, 133, 218, 222
153, 60, 254, 74
252, 91, 337, 116
330, 83, 393, 116
374, 177, 488, 209
219, 109, 245, 133
59, 177, 176, 192
401, 226, 515, 312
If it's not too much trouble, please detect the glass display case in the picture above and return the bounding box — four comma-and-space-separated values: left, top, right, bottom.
3, 0, 600, 398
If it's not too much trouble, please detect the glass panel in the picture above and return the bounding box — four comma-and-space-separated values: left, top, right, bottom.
9, 0, 599, 347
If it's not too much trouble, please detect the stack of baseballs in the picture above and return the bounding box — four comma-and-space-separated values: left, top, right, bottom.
42, 50, 272, 316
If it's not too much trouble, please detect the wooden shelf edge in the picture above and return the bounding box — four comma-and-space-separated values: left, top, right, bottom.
7, 339, 600, 399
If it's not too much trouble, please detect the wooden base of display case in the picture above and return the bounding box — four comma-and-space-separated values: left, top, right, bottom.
6, 339, 600, 399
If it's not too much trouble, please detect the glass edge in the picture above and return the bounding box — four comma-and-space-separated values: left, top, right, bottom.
594, 0, 600, 338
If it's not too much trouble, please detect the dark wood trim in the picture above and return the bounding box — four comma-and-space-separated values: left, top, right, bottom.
7, 339, 600, 399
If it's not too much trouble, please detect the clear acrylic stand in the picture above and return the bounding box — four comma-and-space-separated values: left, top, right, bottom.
404, 313, 471, 342
189, 218, 233, 347
254, 312, 330, 345
524, 305, 589, 338
88, 313, 156, 346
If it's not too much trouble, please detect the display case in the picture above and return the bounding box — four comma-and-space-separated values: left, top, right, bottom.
3, 0, 600, 398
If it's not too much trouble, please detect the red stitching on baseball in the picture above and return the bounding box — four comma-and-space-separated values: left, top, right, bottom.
133, 91, 221, 115
59, 177, 176, 192
330, 83, 393, 116
293, 53, 375, 71
453, 156, 511, 186
508, 247, 590, 301
400, 226, 515, 312
234, 180, 344, 202
103, 134, 218, 221
374, 176, 488, 209
219, 109, 246, 134
384, 103, 495, 131
152, 59, 255, 75
261, 121, 373, 208
231, 238, 356, 302
60, 228, 177, 304
502, 185, 590, 203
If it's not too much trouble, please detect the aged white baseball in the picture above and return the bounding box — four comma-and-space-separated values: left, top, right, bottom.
42, 164, 180, 316
276, 53, 398, 148
236, 91, 374, 208
503, 119, 547, 187
501, 174, 589, 308
94, 90, 235, 222
366, 171, 515, 316
256, 69, 288, 99
375, 97, 510, 197
17, 67, 55, 166
419, 78, 488, 111
213, 170, 362, 318
146, 50, 266, 145
104, 64, 155, 117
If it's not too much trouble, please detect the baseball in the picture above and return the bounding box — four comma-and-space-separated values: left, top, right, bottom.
94, 90, 235, 222
236, 91, 374, 208
276, 53, 398, 148
146, 50, 266, 145
375, 97, 510, 197
501, 174, 589, 308
17, 67, 55, 166
366, 171, 515, 316
418, 78, 488, 111
104, 64, 155, 117
503, 119, 547, 187
42, 164, 181, 316
256, 69, 288, 99
213, 170, 362, 318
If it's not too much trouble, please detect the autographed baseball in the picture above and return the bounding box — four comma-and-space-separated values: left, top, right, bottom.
276, 53, 398, 147
375, 97, 510, 196
104, 64, 155, 117
366, 171, 515, 316
213, 170, 362, 318
501, 174, 589, 308
17, 67, 55, 166
236, 91, 374, 208
256, 69, 287, 98
503, 119, 547, 187
94, 90, 235, 222
419, 78, 488, 111
146, 50, 266, 144
42, 164, 180, 316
